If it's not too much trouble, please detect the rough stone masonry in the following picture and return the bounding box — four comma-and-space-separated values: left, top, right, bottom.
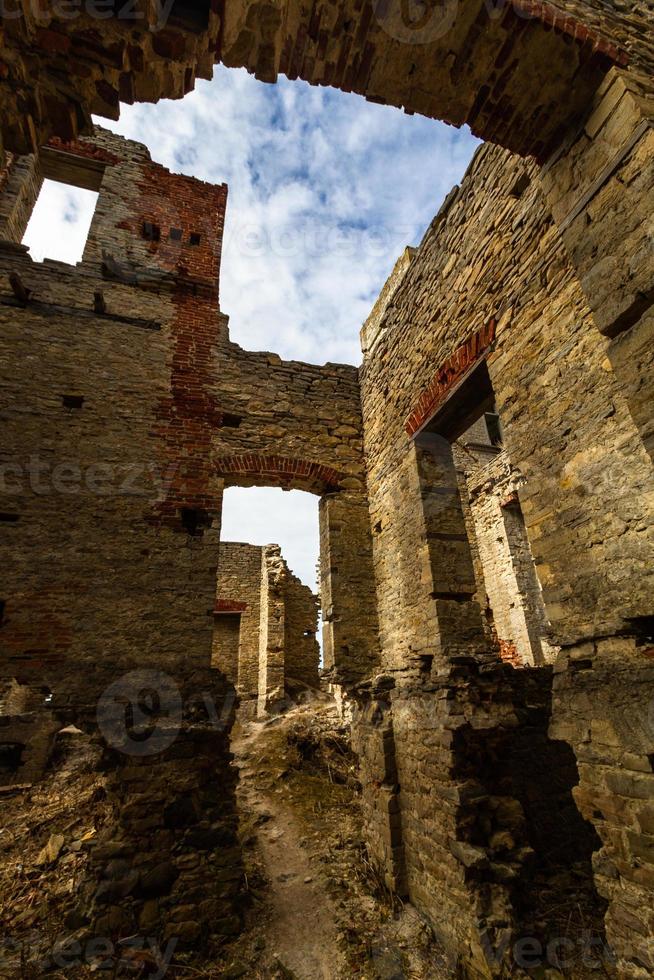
0, 0, 653, 975
0, 125, 379, 950
213, 541, 319, 713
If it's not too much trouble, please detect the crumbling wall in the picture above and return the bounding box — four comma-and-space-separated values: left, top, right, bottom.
539, 69, 654, 474
0, 0, 626, 165
0, 153, 42, 243
0, 13, 651, 965
461, 450, 557, 667
358, 140, 654, 969
351, 688, 406, 898
0, 126, 378, 692
257, 546, 286, 715
256, 545, 320, 713
0, 128, 245, 947
0, 680, 59, 786
0, 129, 228, 687
214, 541, 319, 704
214, 542, 263, 696
361, 144, 654, 654
550, 643, 654, 975
211, 334, 380, 686
282, 569, 320, 689
0, 125, 372, 949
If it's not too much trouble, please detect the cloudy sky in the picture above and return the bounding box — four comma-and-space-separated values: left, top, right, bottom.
23, 65, 478, 588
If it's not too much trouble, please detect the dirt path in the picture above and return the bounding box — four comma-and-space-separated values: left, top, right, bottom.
225, 700, 449, 980
235, 720, 349, 980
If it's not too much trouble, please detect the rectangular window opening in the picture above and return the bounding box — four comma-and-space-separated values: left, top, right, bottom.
484, 412, 503, 447
424, 359, 495, 443
22, 179, 99, 265
142, 222, 161, 242
181, 507, 211, 536
221, 413, 242, 429
62, 394, 84, 410
189, 232, 201, 246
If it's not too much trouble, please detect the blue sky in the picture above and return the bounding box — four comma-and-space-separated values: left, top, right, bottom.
23, 65, 478, 587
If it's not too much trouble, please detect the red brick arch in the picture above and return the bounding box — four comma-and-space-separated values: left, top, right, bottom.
405, 319, 496, 437
215, 454, 344, 493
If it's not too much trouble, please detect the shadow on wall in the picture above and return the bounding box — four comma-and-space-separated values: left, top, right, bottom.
454, 667, 607, 959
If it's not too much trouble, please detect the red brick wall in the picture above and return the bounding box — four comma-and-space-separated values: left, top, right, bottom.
93, 145, 230, 526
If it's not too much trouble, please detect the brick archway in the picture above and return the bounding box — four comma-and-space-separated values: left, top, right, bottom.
215, 454, 346, 494
215, 456, 379, 685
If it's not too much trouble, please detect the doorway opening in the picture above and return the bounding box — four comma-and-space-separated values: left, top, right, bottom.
424, 358, 557, 667
215, 487, 321, 716
212, 611, 243, 678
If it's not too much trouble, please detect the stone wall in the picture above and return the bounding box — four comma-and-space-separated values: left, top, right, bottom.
0, 0, 625, 161
0, 128, 245, 947
0, 681, 59, 787
539, 68, 654, 465
361, 143, 654, 656
0, 136, 224, 685
257, 545, 286, 715
550, 642, 654, 976
0, 153, 42, 243
0, 3, 652, 966
213, 541, 319, 707
0, 125, 372, 949
80, 668, 241, 951
214, 542, 264, 696
457, 443, 558, 668
0, 126, 379, 692
356, 138, 654, 972
281, 565, 320, 690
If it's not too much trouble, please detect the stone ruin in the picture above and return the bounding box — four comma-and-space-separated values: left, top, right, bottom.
213, 541, 320, 715
0, 0, 653, 975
